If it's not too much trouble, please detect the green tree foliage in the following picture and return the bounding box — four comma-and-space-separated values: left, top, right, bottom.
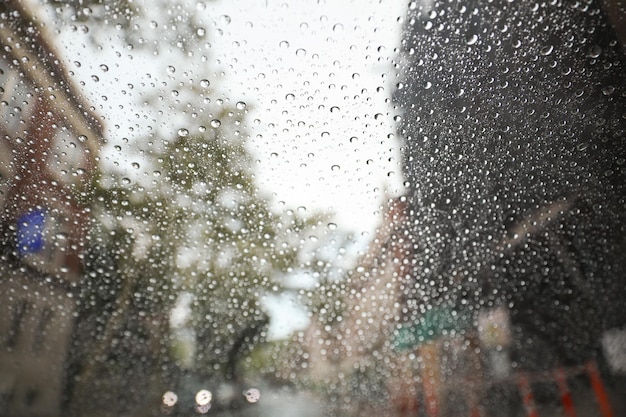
67, 101, 327, 413
52, 1, 328, 414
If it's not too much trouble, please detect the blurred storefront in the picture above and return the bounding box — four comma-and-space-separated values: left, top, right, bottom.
0, 1, 103, 415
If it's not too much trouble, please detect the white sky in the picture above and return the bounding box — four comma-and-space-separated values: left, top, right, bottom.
43, 0, 408, 339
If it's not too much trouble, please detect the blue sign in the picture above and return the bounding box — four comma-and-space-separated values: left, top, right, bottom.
17, 209, 46, 256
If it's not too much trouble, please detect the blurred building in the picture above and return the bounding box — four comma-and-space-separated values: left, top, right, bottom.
0, 1, 103, 416
394, 0, 626, 370
389, 0, 626, 415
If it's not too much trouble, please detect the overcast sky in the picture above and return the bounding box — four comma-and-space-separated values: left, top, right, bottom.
42, 0, 408, 338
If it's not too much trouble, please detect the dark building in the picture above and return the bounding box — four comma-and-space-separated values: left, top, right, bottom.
0, 1, 103, 416
394, 0, 626, 369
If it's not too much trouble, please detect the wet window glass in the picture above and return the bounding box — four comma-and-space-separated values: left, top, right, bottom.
0, 1, 625, 416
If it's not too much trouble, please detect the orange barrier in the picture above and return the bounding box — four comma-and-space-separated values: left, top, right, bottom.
586, 361, 613, 417
517, 374, 539, 417
554, 368, 576, 417
515, 360, 614, 417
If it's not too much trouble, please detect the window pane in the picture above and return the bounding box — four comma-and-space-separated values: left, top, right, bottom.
0, 1, 625, 416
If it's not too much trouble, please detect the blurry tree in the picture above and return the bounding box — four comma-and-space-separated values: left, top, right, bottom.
46, 1, 328, 415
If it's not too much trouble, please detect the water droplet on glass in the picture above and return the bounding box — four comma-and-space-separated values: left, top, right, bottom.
77, 135, 87, 142
331, 164, 340, 171
244, 388, 261, 403
122, 177, 131, 185
279, 40, 290, 48
219, 15, 231, 25
295, 48, 307, 57
540, 45, 554, 56
466, 34, 478, 45
285, 93, 295, 101
199, 79, 210, 88
162, 391, 178, 407
178, 128, 189, 137
153, 170, 161, 177
195, 403, 211, 414
236, 101, 246, 110
131, 162, 140, 169
588, 45, 602, 58
210, 119, 221, 128
195, 389, 212, 406
167, 65, 176, 74
91, 75, 99, 82
602, 86, 615, 96
424, 81, 432, 89
197, 27, 206, 37
99, 64, 109, 72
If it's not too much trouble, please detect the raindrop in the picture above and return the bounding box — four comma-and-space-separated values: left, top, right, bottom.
331, 164, 340, 171
327, 223, 337, 231
210, 119, 221, 128
279, 40, 290, 48
466, 34, 478, 45
236, 101, 247, 110
330, 106, 340, 113
131, 162, 140, 169
588, 45, 602, 58
602, 86, 615, 96
195, 403, 211, 414
200, 79, 210, 88
178, 128, 189, 137
162, 391, 178, 407
285, 93, 296, 101
197, 27, 206, 37
219, 15, 231, 25
91, 75, 99, 82
153, 170, 161, 177
167, 65, 176, 74
540, 45, 554, 56
77, 135, 87, 142
295, 48, 307, 57
244, 388, 261, 403
195, 389, 212, 406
